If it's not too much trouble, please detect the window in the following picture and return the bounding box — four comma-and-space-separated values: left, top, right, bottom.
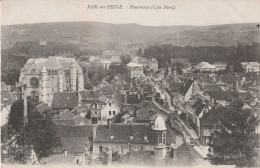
31, 69, 36, 73
109, 111, 111, 115
95, 104, 97, 108
95, 111, 97, 115
109, 102, 111, 106
113, 111, 115, 115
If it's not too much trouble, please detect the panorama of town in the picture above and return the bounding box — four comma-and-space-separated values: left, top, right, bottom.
1, 25, 260, 167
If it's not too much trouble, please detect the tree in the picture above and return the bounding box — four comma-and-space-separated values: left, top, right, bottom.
8, 100, 33, 132
121, 54, 131, 64
3, 100, 62, 163
208, 103, 259, 167
137, 48, 143, 57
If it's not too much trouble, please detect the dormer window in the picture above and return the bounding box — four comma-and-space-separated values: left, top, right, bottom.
109, 102, 111, 106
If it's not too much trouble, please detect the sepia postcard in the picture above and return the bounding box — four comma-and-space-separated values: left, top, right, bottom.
1, 0, 260, 167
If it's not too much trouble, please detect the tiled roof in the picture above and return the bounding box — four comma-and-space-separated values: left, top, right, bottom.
169, 82, 183, 92
136, 101, 161, 120
94, 123, 176, 145
34, 103, 52, 114
79, 90, 102, 100
201, 105, 234, 127
179, 79, 193, 96
55, 125, 93, 154
51, 92, 79, 109
53, 119, 75, 125
71, 105, 88, 115
112, 92, 124, 108
59, 109, 74, 120
73, 114, 89, 125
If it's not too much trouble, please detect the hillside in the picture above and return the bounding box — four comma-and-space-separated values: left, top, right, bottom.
2, 22, 260, 48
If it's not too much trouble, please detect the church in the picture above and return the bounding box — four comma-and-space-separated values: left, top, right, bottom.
19, 56, 84, 106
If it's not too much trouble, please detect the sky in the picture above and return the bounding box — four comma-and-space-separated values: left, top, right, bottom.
1, 0, 260, 26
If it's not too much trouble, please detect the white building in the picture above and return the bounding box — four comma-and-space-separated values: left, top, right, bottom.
127, 62, 145, 79
195, 62, 216, 72
19, 56, 84, 106
241, 62, 260, 73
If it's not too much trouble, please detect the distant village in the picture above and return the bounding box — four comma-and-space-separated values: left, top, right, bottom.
1, 47, 260, 166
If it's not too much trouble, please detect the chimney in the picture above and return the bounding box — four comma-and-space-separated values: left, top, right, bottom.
170, 144, 177, 160
23, 84, 28, 124
92, 125, 97, 140
107, 119, 112, 128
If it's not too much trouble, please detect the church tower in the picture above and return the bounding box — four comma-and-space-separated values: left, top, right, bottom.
70, 60, 77, 92
41, 66, 48, 104
153, 116, 167, 159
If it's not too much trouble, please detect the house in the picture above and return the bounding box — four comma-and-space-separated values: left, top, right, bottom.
127, 62, 144, 79
124, 87, 144, 105
34, 102, 53, 115
10, 87, 22, 100
200, 105, 233, 145
102, 117, 205, 167
90, 96, 108, 124
241, 62, 260, 73
92, 116, 185, 155
195, 62, 216, 72
135, 100, 161, 122
79, 90, 102, 106
44, 124, 93, 165
90, 93, 124, 125
214, 62, 226, 71
178, 79, 194, 104
51, 92, 79, 112
100, 93, 124, 125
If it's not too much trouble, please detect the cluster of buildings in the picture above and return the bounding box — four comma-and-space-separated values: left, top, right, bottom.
1, 52, 260, 166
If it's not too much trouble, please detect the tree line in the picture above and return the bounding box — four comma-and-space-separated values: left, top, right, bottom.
142, 42, 260, 70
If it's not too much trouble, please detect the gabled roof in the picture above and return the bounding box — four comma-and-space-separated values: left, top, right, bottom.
73, 114, 89, 125
51, 92, 79, 109
59, 109, 74, 120
10, 87, 22, 95
112, 92, 124, 108
71, 105, 88, 115
179, 79, 194, 96
21, 56, 81, 72
34, 103, 52, 114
